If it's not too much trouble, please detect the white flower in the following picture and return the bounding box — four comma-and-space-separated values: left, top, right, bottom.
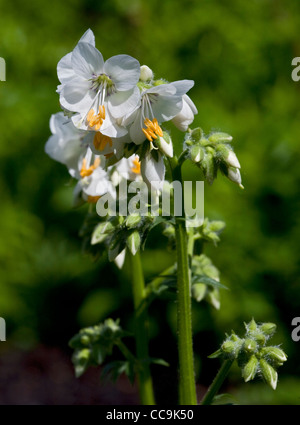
57, 29, 141, 137
123, 80, 195, 144
45, 112, 88, 177
172, 94, 198, 131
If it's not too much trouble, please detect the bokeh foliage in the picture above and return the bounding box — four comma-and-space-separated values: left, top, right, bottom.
0, 0, 300, 404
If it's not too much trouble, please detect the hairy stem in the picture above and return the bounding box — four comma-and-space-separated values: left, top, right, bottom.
170, 156, 197, 405
201, 359, 234, 405
129, 251, 155, 405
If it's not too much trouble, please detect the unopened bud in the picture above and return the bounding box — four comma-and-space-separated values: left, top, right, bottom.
157, 132, 173, 158
227, 167, 244, 189
260, 322, 277, 337
127, 230, 141, 255
140, 65, 154, 81
125, 214, 142, 228
261, 347, 287, 364
192, 283, 207, 302
80, 335, 90, 346
247, 318, 258, 332
91, 221, 114, 245
243, 355, 258, 382
244, 338, 258, 353
190, 144, 204, 163
222, 340, 237, 354
202, 152, 216, 185
208, 132, 233, 143
259, 358, 278, 390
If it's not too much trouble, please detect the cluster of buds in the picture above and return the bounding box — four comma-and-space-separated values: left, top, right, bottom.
210, 319, 287, 389
185, 128, 243, 188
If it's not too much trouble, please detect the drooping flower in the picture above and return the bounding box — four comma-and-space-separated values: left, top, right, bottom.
57, 29, 141, 138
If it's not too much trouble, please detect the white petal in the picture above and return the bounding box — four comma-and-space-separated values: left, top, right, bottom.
57, 53, 75, 84
129, 110, 147, 144
141, 153, 165, 190
151, 94, 182, 122
72, 42, 104, 79
170, 80, 195, 96
79, 29, 95, 46
104, 54, 140, 91
108, 86, 141, 118
172, 96, 196, 131
60, 77, 94, 112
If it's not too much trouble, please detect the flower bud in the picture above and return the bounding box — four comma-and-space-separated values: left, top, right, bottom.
227, 167, 244, 189
247, 318, 258, 332
208, 132, 233, 143
260, 322, 277, 337
190, 144, 204, 163
253, 332, 267, 346
80, 335, 90, 346
244, 338, 258, 353
261, 347, 287, 364
140, 65, 154, 82
202, 152, 216, 185
243, 355, 258, 382
259, 358, 278, 390
125, 214, 142, 228
206, 288, 220, 310
222, 340, 237, 354
127, 230, 141, 255
192, 283, 207, 302
157, 132, 173, 158
227, 151, 241, 168
91, 221, 114, 245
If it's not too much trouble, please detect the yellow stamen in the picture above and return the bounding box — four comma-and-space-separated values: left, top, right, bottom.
80, 157, 101, 178
131, 157, 141, 174
105, 152, 114, 159
87, 105, 106, 130
87, 195, 101, 204
142, 118, 163, 142
93, 132, 112, 151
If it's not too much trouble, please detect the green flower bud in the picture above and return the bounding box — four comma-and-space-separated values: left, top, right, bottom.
125, 214, 142, 228
206, 288, 220, 310
243, 355, 259, 382
260, 347, 287, 364
222, 340, 237, 354
244, 338, 258, 353
260, 323, 277, 337
208, 132, 233, 143
190, 144, 204, 163
77, 348, 90, 361
80, 335, 90, 346
91, 221, 114, 245
192, 283, 207, 302
259, 358, 278, 390
226, 166, 244, 189
127, 231, 141, 255
247, 318, 258, 332
202, 152, 216, 184
190, 127, 203, 143
253, 332, 267, 346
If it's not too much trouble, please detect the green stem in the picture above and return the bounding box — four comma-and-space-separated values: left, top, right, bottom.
129, 251, 155, 405
170, 157, 197, 405
201, 359, 234, 405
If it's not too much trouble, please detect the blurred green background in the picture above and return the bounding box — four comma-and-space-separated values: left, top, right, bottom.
0, 0, 300, 405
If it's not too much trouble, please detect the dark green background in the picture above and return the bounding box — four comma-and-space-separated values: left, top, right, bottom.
0, 0, 300, 405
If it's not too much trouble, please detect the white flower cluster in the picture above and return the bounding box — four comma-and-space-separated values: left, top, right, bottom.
45, 29, 197, 204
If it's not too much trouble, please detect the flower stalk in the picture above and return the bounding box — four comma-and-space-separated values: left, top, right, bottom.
170, 157, 197, 405
129, 250, 155, 405
201, 359, 234, 405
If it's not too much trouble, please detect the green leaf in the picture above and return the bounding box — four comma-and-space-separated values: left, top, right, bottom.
192, 275, 227, 290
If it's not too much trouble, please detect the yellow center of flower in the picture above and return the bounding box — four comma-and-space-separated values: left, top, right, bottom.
87, 195, 101, 204
131, 157, 141, 174
142, 118, 163, 142
87, 105, 106, 131
93, 132, 113, 151
80, 157, 101, 178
